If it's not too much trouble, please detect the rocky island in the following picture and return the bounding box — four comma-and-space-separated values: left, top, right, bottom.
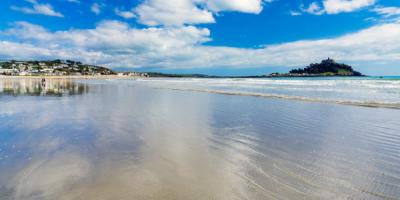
269, 58, 363, 77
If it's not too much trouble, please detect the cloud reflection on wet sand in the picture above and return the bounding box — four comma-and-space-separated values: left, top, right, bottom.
0, 79, 400, 199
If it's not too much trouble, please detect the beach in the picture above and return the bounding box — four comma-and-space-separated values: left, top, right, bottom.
0, 77, 399, 199
0, 75, 141, 79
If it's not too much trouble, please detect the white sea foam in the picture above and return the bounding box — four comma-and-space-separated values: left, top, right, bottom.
133, 77, 400, 109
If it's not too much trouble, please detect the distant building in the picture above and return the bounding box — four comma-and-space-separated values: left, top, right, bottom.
18, 71, 31, 76
123, 72, 149, 77
0, 68, 16, 75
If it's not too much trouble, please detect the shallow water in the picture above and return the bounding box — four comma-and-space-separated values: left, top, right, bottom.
0, 78, 400, 200
134, 77, 400, 108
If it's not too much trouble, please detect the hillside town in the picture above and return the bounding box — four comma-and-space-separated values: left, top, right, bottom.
0, 60, 149, 77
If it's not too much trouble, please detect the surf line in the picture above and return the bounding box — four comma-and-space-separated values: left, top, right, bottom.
150, 86, 400, 109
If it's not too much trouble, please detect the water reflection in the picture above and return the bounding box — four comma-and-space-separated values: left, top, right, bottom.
0, 78, 88, 97
0, 79, 399, 199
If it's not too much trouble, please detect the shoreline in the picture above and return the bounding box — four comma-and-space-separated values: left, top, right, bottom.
0, 75, 143, 79
0, 75, 368, 79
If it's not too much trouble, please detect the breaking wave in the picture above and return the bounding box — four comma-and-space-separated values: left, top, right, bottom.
133, 77, 400, 109
162, 87, 400, 109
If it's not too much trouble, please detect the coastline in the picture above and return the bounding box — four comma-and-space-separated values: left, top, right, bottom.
0, 75, 143, 79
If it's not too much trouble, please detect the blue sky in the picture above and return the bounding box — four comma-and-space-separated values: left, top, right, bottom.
0, 0, 400, 75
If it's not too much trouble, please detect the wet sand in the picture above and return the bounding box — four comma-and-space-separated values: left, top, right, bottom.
0, 78, 399, 200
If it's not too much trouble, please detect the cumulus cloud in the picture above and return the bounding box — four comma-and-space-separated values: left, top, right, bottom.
205, 0, 265, 14
133, 0, 271, 26
0, 21, 212, 67
134, 0, 215, 26
5, 21, 211, 51
1, 20, 400, 69
10, 0, 64, 17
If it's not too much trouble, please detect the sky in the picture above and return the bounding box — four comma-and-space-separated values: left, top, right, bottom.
0, 0, 400, 75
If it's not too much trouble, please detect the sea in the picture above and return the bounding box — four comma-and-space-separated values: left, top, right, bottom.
0, 77, 399, 199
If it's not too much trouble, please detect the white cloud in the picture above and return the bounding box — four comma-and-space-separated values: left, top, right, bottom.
133, 0, 271, 26
368, 6, 400, 23
10, 0, 64, 17
323, 0, 375, 14
372, 6, 400, 18
0, 21, 211, 67
298, 0, 376, 15
91, 3, 102, 15
115, 8, 136, 19
301, 2, 325, 15
4, 21, 53, 41
205, 0, 265, 14
1, 20, 400, 70
134, 0, 215, 26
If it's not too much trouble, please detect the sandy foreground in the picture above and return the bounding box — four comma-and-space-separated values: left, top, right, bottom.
0, 75, 145, 79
